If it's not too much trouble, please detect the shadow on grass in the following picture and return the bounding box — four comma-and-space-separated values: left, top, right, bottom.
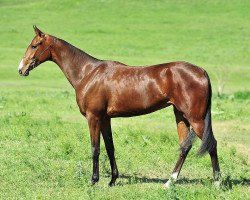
117, 174, 250, 189
219, 176, 250, 190
177, 176, 250, 188
118, 174, 166, 185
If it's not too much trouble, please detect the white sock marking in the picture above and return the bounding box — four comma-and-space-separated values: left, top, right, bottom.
171, 172, 178, 180
164, 172, 178, 188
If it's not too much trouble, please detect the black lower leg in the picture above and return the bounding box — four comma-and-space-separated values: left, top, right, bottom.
173, 145, 192, 174
91, 147, 100, 185
165, 144, 192, 187
108, 155, 119, 186
88, 115, 101, 185
209, 140, 221, 181
101, 118, 119, 186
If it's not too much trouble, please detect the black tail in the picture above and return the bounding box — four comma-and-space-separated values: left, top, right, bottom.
197, 72, 217, 155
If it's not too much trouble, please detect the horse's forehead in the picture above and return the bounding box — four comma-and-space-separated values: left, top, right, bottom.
31, 35, 42, 43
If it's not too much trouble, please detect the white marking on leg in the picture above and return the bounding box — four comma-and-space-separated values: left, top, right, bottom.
164, 179, 172, 188
164, 172, 178, 188
214, 181, 221, 188
171, 172, 178, 180
18, 59, 23, 71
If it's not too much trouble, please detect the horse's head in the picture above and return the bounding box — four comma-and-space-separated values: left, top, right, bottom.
18, 26, 53, 76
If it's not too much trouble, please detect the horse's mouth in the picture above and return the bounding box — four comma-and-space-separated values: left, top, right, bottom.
23, 69, 30, 76
20, 59, 37, 76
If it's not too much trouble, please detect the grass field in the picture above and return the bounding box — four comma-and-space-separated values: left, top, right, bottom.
0, 0, 249, 199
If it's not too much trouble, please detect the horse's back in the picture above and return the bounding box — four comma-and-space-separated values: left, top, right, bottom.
105, 61, 210, 119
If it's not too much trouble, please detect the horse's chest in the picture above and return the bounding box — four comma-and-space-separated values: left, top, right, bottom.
76, 97, 87, 116
76, 91, 106, 116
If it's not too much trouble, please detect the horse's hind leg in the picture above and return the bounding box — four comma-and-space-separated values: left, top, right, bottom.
164, 107, 195, 188
209, 141, 221, 186
190, 120, 221, 186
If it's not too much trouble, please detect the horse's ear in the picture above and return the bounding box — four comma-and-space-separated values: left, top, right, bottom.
33, 25, 44, 37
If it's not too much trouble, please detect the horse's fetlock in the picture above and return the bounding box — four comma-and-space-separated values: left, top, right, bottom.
91, 174, 99, 185
112, 169, 119, 178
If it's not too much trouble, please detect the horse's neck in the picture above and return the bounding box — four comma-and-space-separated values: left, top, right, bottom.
50, 37, 99, 89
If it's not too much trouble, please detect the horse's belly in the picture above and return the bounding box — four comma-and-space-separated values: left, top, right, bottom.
107, 99, 171, 117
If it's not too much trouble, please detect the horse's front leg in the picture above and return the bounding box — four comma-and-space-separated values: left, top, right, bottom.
101, 117, 119, 186
87, 113, 101, 185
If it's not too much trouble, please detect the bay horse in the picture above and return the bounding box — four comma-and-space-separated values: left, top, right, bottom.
18, 26, 221, 187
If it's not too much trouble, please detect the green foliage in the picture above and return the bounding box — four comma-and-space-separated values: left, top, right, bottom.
0, 0, 249, 199
234, 91, 250, 100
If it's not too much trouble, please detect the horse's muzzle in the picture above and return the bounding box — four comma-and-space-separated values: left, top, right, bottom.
18, 69, 29, 76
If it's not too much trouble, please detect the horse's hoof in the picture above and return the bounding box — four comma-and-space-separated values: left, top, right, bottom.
91, 180, 98, 185
214, 181, 221, 189
91, 176, 99, 185
164, 179, 173, 189
108, 177, 117, 187
108, 174, 118, 187
108, 181, 115, 187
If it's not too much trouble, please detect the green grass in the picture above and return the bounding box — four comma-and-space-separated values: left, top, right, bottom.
0, 0, 249, 199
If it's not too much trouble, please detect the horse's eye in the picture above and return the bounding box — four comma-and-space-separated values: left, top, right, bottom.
31, 45, 37, 49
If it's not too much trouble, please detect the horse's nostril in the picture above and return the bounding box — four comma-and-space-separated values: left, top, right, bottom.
19, 69, 22, 75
